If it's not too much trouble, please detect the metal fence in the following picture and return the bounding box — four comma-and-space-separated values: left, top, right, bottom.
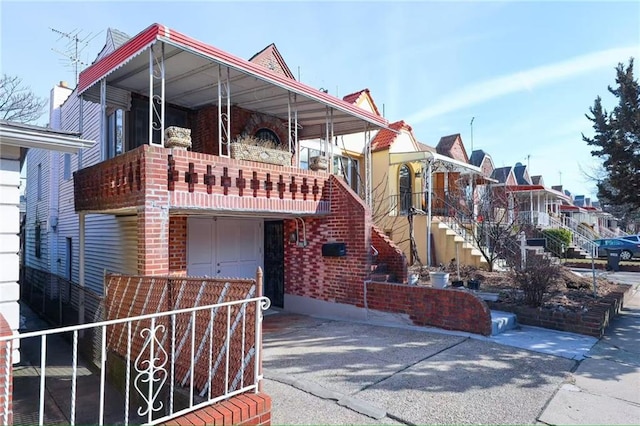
3, 294, 269, 425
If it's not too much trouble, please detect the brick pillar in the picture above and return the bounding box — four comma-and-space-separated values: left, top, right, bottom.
137, 204, 170, 275
137, 146, 170, 276
0, 314, 13, 425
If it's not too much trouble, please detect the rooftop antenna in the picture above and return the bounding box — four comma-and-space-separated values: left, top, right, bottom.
470, 116, 475, 153
50, 27, 101, 87
297, 66, 301, 81
559, 170, 562, 185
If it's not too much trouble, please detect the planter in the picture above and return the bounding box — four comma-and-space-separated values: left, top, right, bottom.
309, 155, 328, 171
409, 273, 419, 285
467, 279, 481, 290
230, 142, 292, 166
165, 126, 192, 150
429, 272, 450, 289
451, 280, 464, 288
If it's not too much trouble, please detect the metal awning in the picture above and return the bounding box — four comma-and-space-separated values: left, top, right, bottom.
0, 120, 95, 153
389, 151, 485, 175
505, 185, 572, 202
78, 23, 389, 139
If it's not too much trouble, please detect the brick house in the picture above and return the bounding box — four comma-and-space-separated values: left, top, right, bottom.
24, 23, 407, 322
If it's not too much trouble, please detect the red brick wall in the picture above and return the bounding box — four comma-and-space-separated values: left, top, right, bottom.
162, 393, 271, 426
137, 146, 171, 275
284, 175, 371, 307
371, 225, 408, 283
366, 282, 492, 335
193, 105, 287, 156
169, 216, 187, 275
487, 284, 631, 337
0, 314, 13, 425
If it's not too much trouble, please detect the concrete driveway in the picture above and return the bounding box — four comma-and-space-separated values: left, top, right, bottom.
262, 314, 575, 425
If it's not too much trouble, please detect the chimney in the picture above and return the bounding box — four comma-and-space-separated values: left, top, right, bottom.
59, 81, 68, 88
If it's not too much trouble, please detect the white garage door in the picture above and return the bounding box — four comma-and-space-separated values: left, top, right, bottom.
187, 217, 263, 279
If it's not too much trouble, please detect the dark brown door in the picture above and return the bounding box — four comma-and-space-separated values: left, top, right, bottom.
263, 221, 284, 308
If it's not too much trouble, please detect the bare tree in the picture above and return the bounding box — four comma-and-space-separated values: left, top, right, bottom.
435, 183, 521, 271
0, 74, 47, 123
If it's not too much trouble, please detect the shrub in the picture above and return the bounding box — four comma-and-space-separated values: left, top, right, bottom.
542, 228, 572, 247
511, 253, 562, 307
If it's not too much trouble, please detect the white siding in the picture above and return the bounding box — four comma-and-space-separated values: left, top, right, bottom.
24, 149, 51, 272
47, 35, 135, 295
0, 157, 22, 362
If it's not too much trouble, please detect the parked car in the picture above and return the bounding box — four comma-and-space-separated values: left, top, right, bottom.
593, 238, 640, 261
619, 234, 640, 244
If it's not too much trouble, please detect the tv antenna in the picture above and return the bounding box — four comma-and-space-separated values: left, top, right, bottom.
50, 27, 101, 86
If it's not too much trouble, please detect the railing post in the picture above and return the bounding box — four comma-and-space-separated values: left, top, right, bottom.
255, 267, 264, 392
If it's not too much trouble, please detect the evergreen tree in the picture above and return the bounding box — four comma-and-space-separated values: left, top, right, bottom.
583, 58, 640, 210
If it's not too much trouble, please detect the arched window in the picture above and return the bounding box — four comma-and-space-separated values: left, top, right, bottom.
254, 128, 280, 145
399, 164, 412, 215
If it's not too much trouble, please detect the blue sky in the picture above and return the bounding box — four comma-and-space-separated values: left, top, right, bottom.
2, 1, 639, 199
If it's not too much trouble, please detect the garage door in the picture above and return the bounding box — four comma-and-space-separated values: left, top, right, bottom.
187, 217, 263, 279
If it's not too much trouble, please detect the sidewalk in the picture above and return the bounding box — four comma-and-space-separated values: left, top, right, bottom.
539, 284, 640, 425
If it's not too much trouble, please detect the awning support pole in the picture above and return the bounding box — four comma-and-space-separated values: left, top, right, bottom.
427, 159, 433, 267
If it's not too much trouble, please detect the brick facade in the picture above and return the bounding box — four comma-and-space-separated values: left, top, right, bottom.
193, 105, 288, 156
371, 225, 408, 283
283, 175, 372, 307
366, 282, 492, 335
0, 314, 13, 425
169, 216, 187, 275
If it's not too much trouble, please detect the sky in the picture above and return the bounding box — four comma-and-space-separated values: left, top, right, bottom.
2, 0, 639, 200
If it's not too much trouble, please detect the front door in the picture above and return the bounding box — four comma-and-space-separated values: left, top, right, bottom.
263, 221, 284, 308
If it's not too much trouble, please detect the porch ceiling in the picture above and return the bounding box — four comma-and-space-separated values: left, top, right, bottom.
78, 24, 390, 140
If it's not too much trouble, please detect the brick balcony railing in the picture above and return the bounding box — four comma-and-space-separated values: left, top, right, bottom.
74, 145, 331, 215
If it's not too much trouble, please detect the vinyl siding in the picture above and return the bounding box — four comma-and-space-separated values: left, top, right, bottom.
24, 149, 51, 272
54, 84, 137, 295
0, 157, 22, 362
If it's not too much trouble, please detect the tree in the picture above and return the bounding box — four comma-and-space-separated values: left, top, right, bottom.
583, 58, 640, 210
0, 74, 47, 123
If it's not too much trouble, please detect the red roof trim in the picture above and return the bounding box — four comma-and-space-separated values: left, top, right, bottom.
79, 23, 387, 128
78, 24, 164, 93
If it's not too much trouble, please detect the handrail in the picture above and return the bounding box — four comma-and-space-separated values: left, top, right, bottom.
2, 296, 271, 426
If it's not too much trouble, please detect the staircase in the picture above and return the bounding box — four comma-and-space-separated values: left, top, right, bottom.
432, 216, 487, 267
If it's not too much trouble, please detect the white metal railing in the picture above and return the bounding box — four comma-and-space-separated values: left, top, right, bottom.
547, 215, 598, 258
1, 296, 270, 426
517, 211, 551, 228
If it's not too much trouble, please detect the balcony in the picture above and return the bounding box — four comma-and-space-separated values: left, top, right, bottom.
74, 144, 331, 216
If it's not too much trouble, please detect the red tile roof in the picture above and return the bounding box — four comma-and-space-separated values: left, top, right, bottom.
342, 88, 381, 116
371, 120, 411, 152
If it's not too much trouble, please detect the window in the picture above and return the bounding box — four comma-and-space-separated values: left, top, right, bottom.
127, 96, 189, 150
63, 154, 71, 180
65, 237, 72, 281
254, 128, 280, 144
299, 147, 320, 170
399, 164, 412, 215
333, 155, 359, 193
37, 164, 42, 201
35, 222, 41, 258
106, 109, 124, 159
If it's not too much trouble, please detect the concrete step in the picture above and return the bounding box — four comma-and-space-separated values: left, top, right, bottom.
491, 310, 518, 336
370, 273, 395, 282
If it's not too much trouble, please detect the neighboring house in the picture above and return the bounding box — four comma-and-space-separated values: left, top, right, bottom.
24, 23, 407, 323
0, 120, 94, 362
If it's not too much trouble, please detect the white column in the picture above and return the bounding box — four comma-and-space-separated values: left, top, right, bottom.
427, 159, 433, 267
